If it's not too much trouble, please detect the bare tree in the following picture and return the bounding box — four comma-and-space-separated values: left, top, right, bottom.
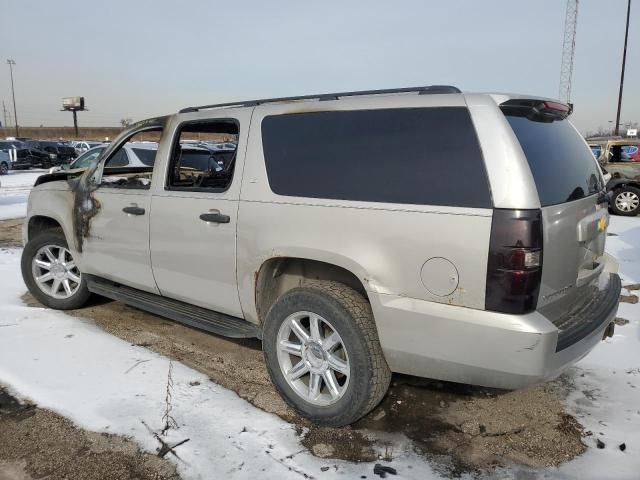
120, 117, 133, 128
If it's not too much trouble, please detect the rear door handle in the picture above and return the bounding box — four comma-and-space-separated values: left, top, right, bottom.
199, 212, 230, 224
122, 206, 145, 216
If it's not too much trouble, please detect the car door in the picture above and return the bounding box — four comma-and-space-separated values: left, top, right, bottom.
149, 111, 250, 317
79, 124, 163, 293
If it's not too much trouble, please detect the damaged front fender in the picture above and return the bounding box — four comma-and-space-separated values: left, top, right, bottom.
66, 116, 168, 252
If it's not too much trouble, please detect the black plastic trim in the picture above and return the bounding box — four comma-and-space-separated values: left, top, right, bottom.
554, 273, 621, 352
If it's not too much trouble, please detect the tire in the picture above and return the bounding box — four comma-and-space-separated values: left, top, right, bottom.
263, 280, 391, 426
610, 186, 640, 216
0, 162, 8, 175
21, 229, 91, 310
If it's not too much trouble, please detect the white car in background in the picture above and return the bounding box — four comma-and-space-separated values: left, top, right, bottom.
49, 142, 158, 173
71, 141, 107, 155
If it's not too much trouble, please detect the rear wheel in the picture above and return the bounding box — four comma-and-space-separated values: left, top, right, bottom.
611, 186, 640, 216
0, 162, 8, 175
263, 280, 390, 426
21, 230, 91, 310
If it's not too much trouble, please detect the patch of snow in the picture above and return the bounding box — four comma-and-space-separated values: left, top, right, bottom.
0, 170, 46, 220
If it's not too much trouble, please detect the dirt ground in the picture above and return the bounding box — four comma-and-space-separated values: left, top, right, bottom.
2, 218, 591, 476
0, 219, 23, 248
0, 387, 178, 480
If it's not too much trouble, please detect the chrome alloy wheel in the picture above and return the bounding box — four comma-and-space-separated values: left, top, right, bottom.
615, 191, 640, 212
31, 245, 81, 299
276, 311, 350, 406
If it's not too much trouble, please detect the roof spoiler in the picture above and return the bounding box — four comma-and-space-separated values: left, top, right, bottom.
500, 99, 573, 122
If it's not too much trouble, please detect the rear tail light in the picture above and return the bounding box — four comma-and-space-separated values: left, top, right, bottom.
485, 209, 543, 314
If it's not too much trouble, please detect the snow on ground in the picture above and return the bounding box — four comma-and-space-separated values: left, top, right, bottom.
0, 173, 639, 478
0, 170, 46, 220
0, 249, 438, 480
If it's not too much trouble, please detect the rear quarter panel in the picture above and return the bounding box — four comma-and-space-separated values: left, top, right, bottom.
237, 96, 493, 324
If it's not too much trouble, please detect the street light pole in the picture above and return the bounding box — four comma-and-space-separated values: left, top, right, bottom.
6, 59, 19, 137
615, 0, 631, 136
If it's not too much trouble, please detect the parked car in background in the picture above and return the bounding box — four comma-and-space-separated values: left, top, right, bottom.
0, 139, 33, 171
5, 136, 32, 142
22, 140, 77, 168
48, 142, 159, 173
588, 137, 640, 216
622, 144, 640, 161
71, 140, 105, 155
0, 150, 10, 175
22, 87, 620, 426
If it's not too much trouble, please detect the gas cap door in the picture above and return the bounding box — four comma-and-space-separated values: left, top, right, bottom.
420, 257, 459, 296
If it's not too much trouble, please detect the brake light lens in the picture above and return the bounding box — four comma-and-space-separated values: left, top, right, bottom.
485, 209, 543, 314
542, 101, 570, 113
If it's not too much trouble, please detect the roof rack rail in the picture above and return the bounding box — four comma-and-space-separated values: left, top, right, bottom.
179, 85, 461, 113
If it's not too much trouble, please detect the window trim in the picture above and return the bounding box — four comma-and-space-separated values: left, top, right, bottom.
96, 124, 162, 190
164, 118, 240, 194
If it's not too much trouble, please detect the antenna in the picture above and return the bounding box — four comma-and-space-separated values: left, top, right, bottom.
559, 0, 579, 103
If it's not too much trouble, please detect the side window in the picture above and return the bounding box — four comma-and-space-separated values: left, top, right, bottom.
131, 148, 157, 166
167, 120, 239, 192
261, 108, 491, 208
72, 148, 104, 169
609, 145, 631, 163
100, 129, 162, 189
105, 149, 129, 167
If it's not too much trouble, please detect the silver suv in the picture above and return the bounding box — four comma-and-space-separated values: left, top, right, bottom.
21, 86, 621, 426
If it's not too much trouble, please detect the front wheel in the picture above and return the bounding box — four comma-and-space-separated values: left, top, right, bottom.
611, 186, 640, 216
0, 162, 8, 175
21, 230, 91, 310
263, 280, 391, 426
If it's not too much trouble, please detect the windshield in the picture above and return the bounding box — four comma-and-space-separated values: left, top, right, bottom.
70, 147, 105, 169
505, 116, 604, 206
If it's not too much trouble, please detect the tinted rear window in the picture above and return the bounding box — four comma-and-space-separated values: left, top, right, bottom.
506, 116, 603, 206
261, 107, 491, 208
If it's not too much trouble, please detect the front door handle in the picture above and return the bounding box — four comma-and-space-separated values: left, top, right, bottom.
199, 212, 230, 224
122, 206, 145, 216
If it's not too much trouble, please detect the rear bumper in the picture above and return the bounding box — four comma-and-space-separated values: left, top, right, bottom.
370, 273, 621, 389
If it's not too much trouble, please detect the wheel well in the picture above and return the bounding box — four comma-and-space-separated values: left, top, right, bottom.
28, 216, 63, 241
612, 182, 640, 192
255, 258, 368, 323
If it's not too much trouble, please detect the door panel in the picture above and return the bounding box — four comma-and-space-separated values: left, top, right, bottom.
81, 189, 158, 293
149, 195, 242, 317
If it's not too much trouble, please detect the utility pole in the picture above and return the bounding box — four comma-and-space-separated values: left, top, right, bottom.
615, 0, 631, 136
6, 59, 19, 137
559, 0, 579, 104
2, 100, 8, 128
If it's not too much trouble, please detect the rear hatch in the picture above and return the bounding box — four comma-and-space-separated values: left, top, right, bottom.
501, 100, 612, 330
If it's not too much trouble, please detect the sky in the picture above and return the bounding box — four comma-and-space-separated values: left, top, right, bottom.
0, 0, 637, 134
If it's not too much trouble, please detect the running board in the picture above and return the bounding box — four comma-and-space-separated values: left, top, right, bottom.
86, 276, 259, 339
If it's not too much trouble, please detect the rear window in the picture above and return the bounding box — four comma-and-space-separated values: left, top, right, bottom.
261, 108, 491, 208
506, 116, 603, 206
